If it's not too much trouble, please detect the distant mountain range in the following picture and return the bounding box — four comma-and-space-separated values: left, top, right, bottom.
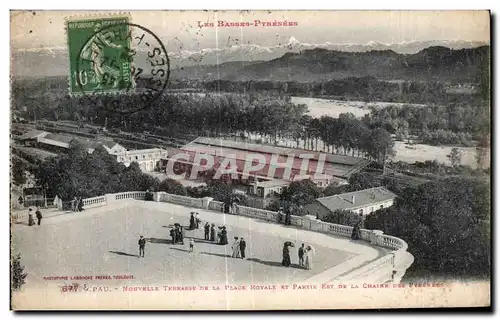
174, 45, 490, 83
11, 38, 489, 80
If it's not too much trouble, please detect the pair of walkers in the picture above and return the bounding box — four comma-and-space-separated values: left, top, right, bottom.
230, 237, 247, 259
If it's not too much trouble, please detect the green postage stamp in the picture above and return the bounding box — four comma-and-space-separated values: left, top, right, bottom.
67, 16, 133, 94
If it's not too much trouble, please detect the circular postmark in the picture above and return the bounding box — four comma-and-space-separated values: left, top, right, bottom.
74, 22, 170, 114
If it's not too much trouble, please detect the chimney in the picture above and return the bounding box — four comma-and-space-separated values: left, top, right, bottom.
351, 195, 355, 204
253, 174, 258, 195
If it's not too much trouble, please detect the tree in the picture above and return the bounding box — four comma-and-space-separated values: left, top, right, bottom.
282, 179, 322, 209
449, 148, 462, 167
475, 147, 488, 170
207, 181, 233, 203
364, 176, 491, 278
322, 183, 349, 197
11, 254, 27, 291
36, 143, 161, 200
11, 158, 27, 186
157, 178, 187, 196
347, 172, 382, 192
368, 128, 394, 163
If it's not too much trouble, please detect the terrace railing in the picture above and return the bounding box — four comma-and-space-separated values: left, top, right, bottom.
37, 190, 413, 283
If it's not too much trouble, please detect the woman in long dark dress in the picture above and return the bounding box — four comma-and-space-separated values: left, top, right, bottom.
351, 221, 361, 240
170, 228, 176, 244
189, 212, 196, 230
282, 242, 292, 267
220, 227, 228, 245
28, 212, 35, 226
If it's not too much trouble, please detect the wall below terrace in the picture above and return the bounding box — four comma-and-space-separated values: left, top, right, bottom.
36, 191, 413, 283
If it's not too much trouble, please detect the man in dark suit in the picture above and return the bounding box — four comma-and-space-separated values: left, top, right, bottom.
298, 243, 305, 267
204, 222, 210, 240
138, 236, 146, 258
239, 238, 247, 259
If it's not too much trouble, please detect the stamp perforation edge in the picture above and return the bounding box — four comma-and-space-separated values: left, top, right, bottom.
64, 12, 132, 98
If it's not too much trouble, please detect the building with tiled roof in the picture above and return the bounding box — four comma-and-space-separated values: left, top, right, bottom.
304, 187, 397, 219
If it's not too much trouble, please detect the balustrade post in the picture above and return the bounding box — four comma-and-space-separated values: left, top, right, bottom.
105, 194, 115, 205
153, 192, 160, 202
201, 197, 214, 209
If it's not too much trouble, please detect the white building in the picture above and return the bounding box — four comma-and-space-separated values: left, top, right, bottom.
115, 148, 168, 172
19, 129, 168, 172
245, 179, 289, 209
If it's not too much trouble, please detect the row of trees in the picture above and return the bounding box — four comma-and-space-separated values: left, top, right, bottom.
363, 103, 490, 147
33, 92, 396, 164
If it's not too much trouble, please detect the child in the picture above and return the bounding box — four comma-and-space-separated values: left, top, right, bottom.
189, 238, 195, 253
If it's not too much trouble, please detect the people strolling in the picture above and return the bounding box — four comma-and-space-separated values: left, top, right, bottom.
204, 222, 210, 240
239, 237, 246, 259
28, 208, 34, 226
218, 226, 228, 245
210, 224, 216, 242
35, 207, 42, 225
304, 245, 315, 270
351, 221, 361, 240
189, 238, 195, 253
298, 243, 305, 267
138, 236, 146, 258
189, 212, 196, 230
231, 237, 241, 258
282, 241, 294, 267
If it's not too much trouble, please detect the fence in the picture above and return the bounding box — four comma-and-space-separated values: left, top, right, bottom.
26, 190, 411, 282
208, 201, 224, 211
114, 191, 146, 201
82, 196, 107, 209
158, 192, 204, 208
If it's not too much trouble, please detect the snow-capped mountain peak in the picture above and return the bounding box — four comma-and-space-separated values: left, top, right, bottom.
287, 36, 301, 46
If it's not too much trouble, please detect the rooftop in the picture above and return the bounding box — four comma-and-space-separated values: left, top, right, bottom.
193, 137, 367, 166
316, 187, 397, 212
42, 133, 74, 144
19, 130, 48, 140
39, 133, 122, 152
179, 141, 359, 180
256, 179, 290, 188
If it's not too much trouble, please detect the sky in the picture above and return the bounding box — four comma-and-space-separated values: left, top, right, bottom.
10, 10, 490, 52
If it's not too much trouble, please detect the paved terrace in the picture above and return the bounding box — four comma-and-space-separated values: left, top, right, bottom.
11, 198, 390, 291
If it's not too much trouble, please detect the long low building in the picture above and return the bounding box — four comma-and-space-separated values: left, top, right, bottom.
167, 137, 371, 182
19, 129, 168, 172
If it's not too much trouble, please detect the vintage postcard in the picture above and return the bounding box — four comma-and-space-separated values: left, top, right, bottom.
10, 10, 491, 310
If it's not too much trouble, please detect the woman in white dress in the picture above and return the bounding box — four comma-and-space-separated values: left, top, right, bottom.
231, 237, 241, 258
304, 245, 315, 270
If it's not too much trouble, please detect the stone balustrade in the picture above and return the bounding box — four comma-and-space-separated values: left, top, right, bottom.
114, 191, 146, 201
208, 201, 224, 211
82, 195, 107, 208
156, 192, 204, 208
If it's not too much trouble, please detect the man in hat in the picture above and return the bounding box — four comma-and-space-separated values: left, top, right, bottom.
210, 223, 216, 242
204, 222, 210, 240
239, 237, 247, 259
138, 236, 146, 258
298, 243, 305, 267
35, 207, 43, 226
